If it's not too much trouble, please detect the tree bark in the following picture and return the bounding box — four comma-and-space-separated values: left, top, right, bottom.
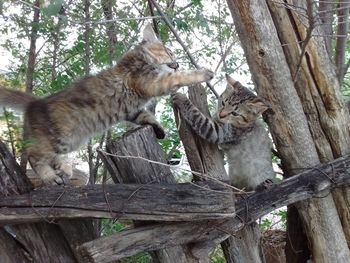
318, 1, 334, 57
221, 222, 264, 263
1, 152, 349, 225
103, 125, 202, 263
0, 141, 77, 262
0, 182, 235, 224
268, 0, 350, 249
226, 0, 350, 262
77, 153, 350, 260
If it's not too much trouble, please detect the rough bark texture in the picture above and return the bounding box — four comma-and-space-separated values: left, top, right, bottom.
318, 1, 334, 56
77, 154, 350, 260
2, 153, 349, 226
103, 125, 200, 263
174, 84, 227, 182
0, 141, 77, 262
0, 182, 235, 224
268, 0, 350, 249
221, 222, 264, 263
226, 0, 350, 262
335, 1, 350, 82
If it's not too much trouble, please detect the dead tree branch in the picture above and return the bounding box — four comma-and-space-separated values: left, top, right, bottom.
77, 154, 350, 262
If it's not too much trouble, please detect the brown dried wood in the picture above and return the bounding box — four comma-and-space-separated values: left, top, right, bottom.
0, 141, 77, 263
101, 125, 204, 263
77, 153, 350, 262
0, 182, 235, 224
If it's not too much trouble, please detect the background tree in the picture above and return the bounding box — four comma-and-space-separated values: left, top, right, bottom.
0, 0, 349, 262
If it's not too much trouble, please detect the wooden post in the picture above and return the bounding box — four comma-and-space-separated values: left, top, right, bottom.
101, 125, 201, 263
0, 141, 77, 263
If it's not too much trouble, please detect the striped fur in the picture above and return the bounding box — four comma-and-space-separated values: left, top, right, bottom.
0, 24, 213, 185
172, 75, 274, 190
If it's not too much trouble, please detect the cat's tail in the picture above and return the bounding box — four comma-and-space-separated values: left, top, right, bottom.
0, 86, 38, 111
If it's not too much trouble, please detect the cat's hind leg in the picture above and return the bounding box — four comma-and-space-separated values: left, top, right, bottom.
51, 155, 73, 183
27, 143, 68, 185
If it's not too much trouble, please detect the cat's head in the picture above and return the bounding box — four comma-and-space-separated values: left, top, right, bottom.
216, 74, 269, 127
140, 24, 179, 72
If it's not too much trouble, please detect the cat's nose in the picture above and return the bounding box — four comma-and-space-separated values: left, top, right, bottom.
219, 109, 230, 118
167, 62, 179, 70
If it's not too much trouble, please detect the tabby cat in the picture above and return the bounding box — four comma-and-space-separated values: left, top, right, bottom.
172, 75, 274, 190
0, 24, 213, 185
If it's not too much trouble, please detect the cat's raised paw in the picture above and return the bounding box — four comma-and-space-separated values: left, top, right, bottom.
200, 68, 214, 81
171, 92, 187, 104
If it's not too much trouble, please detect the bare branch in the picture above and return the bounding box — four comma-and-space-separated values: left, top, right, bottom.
293, 0, 316, 82
149, 0, 219, 98
77, 154, 350, 261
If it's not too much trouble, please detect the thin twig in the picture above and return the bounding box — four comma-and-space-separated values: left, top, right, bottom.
149, 0, 219, 98
292, 0, 316, 82
100, 150, 245, 193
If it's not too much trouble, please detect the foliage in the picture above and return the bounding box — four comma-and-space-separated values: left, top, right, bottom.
100, 219, 153, 263
260, 209, 287, 231
0, 1, 287, 261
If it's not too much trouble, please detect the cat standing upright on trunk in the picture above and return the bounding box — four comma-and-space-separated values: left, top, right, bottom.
0, 24, 214, 185
172, 75, 275, 191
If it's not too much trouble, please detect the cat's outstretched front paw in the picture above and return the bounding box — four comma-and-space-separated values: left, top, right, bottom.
198, 68, 214, 82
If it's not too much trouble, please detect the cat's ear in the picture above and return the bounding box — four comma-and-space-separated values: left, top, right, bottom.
247, 98, 270, 115
225, 74, 241, 91
143, 24, 160, 43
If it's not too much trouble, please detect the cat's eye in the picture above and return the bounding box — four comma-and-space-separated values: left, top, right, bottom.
231, 112, 239, 116
221, 101, 225, 106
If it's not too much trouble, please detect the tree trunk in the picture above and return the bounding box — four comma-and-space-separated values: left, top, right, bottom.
20, 0, 40, 173
103, 125, 201, 263
226, 0, 350, 262
268, 0, 350, 249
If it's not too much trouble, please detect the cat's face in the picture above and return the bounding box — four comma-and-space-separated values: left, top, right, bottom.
141, 24, 178, 72
217, 75, 269, 127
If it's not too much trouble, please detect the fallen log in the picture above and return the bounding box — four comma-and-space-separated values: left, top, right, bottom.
77, 154, 350, 262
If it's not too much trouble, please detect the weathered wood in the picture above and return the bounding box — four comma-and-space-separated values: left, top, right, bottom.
221, 223, 264, 262
266, 4, 350, 245
78, 154, 350, 261
104, 126, 176, 184
0, 183, 235, 224
0, 141, 77, 263
174, 84, 227, 182
0, 228, 32, 263
226, 0, 350, 262
103, 125, 202, 263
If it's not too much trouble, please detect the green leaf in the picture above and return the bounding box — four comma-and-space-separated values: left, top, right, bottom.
42, 0, 63, 16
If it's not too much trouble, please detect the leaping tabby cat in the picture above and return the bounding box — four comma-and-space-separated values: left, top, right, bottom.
0, 24, 214, 185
